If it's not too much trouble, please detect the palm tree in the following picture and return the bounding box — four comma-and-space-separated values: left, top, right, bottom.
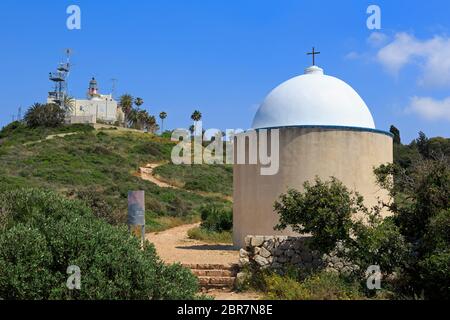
191, 110, 202, 123
134, 97, 144, 108
119, 94, 133, 126
63, 96, 75, 114
146, 115, 159, 134
126, 109, 135, 128
159, 112, 167, 133
191, 110, 202, 136
137, 109, 149, 130
189, 125, 195, 135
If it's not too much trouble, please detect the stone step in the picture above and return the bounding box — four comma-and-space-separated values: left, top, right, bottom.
198, 276, 236, 288
183, 263, 239, 271
183, 264, 240, 290
191, 269, 235, 277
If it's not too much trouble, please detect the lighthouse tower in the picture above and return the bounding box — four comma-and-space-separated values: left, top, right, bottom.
88, 77, 99, 98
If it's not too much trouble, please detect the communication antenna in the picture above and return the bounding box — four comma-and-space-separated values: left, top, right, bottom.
111, 78, 118, 99
65, 48, 73, 62
64, 48, 73, 95
48, 49, 72, 107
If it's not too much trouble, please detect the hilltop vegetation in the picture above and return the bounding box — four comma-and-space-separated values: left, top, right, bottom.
0, 122, 232, 231
0, 188, 200, 300
154, 163, 233, 196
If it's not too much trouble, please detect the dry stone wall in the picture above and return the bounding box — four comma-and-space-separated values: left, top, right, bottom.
239, 235, 356, 274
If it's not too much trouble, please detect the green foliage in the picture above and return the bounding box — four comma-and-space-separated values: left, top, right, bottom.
346, 218, 410, 278
374, 153, 450, 299
0, 122, 93, 147
0, 189, 199, 300
73, 188, 124, 225
154, 164, 233, 196
199, 204, 233, 232
187, 226, 232, 243
191, 110, 202, 122
24, 103, 66, 128
274, 177, 365, 254
390, 125, 401, 144
417, 250, 450, 300
0, 127, 230, 230
255, 271, 365, 300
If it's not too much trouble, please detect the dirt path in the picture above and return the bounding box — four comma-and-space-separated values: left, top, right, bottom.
147, 223, 238, 265
139, 163, 233, 202
140, 163, 176, 189
24, 132, 80, 146
146, 223, 262, 300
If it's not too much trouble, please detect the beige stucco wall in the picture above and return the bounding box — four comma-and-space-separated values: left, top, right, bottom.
233, 127, 393, 248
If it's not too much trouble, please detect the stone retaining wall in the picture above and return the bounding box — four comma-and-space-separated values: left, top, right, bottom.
239, 235, 355, 274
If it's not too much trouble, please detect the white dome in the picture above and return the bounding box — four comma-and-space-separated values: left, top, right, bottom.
252, 66, 376, 129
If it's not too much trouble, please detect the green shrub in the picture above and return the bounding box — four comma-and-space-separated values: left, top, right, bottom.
199, 204, 232, 232
187, 226, 232, 243
0, 189, 199, 300
417, 250, 450, 300
262, 272, 365, 300
0, 225, 55, 299
274, 177, 365, 254
73, 188, 125, 225
375, 157, 450, 299
153, 164, 233, 196
346, 218, 410, 278
24, 103, 66, 128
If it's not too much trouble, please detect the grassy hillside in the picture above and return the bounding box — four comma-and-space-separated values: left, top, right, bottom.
0, 123, 232, 231
154, 163, 233, 196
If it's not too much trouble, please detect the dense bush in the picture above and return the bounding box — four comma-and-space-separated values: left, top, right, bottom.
24, 103, 66, 128
73, 188, 125, 225
274, 153, 450, 299
346, 217, 410, 278
376, 157, 450, 299
0, 189, 199, 300
274, 177, 366, 254
199, 204, 233, 232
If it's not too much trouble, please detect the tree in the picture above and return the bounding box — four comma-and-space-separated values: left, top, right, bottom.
146, 115, 159, 134
190, 110, 202, 137
126, 108, 139, 129
137, 109, 148, 130
374, 156, 450, 298
63, 96, 75, 114
415, 131, 429, 158
191, 110, 202, 123
274, 177, 367, 254
134, 97, 144, 108
273, 176, 410, 282
24, 103, 66, 128
390, 125, 401, 145
119, 94, 134, 126
159, 112, 167, 133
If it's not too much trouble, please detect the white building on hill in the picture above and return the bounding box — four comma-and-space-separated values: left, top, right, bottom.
48, 77, 124, 125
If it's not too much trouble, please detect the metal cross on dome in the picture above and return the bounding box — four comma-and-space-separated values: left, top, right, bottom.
307, 47, 321, 66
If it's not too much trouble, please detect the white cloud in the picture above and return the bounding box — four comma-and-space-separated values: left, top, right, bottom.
377, 33, 450, 87
367, 32, 388, 47
344, 51, 362, 60
407, 96, 450, 121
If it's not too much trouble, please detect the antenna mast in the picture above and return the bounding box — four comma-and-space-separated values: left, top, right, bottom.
48, 49, 72, 108
111, 78, 118, 99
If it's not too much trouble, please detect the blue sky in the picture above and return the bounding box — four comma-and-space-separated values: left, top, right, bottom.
0, 0, 449, 142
